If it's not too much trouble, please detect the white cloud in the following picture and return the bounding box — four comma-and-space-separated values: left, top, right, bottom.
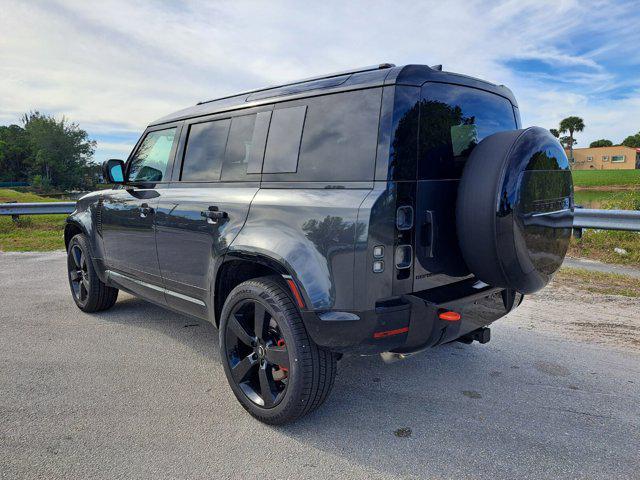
0, 0, 638, 158
96, 141, 135, 154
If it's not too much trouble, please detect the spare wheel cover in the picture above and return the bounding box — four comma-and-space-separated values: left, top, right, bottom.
455, 126, 574, 294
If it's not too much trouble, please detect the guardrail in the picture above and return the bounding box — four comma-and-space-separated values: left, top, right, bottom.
0, 202, 76, 220
573, 208, 640, 233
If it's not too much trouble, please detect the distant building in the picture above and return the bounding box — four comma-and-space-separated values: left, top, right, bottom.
568, 145, 640, 170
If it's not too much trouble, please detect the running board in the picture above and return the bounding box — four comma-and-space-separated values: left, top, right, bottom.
106, 270, 206, 307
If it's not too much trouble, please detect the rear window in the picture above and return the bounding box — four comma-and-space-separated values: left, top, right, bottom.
181, 119, 230, 181
180, 111, 269, 182
418, 83, 517, 179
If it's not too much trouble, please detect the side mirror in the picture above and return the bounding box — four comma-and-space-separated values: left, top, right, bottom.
102, 159, 125, 184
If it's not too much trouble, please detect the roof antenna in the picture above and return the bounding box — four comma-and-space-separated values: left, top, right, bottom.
431, 64, 443, 71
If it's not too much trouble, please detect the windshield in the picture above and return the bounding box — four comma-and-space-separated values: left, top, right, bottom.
418, 83, 517, 180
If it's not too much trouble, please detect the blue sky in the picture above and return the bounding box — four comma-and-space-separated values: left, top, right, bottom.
1, 0, 639, 164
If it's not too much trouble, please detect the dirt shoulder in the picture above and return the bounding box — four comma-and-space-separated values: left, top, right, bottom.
508, 273, 640, 352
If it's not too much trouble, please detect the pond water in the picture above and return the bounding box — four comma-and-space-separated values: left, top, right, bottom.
574, 189, 640, 209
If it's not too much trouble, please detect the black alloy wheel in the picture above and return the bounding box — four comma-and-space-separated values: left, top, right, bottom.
66, 234, 118, 312
219, 276, 337, 424
224, 298, 290, 408
68, 243, 90, 305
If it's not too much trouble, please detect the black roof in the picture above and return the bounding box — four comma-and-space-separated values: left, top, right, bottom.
150, 64, 517, 126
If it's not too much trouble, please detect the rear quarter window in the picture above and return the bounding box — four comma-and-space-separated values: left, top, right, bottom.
262, 88, 382, 182
418, 83, 517, 180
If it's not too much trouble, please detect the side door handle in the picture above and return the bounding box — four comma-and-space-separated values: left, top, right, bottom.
140, 203, 154, 218
201, 206, 227, 224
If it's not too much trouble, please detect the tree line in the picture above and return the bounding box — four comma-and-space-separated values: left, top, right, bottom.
549, 116, 640, 159
0, 112, 99, 190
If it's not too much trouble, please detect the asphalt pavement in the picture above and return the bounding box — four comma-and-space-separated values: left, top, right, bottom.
1, 251, 639, 479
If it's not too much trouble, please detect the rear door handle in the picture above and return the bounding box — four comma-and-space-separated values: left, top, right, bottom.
201, 206, 227, 224
140, 203, 154, 218
422, 210, 435, 258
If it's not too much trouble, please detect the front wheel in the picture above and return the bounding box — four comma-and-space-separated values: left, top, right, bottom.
219, 276, 337, 425
67, 234, 118, 312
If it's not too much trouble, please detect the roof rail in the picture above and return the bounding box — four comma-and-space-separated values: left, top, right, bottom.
196, 63, 395, 106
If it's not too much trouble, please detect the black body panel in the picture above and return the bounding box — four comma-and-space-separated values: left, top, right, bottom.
65, 63, 539, 354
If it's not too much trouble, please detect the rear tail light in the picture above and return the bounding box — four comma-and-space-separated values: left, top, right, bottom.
394, 245, 412, 269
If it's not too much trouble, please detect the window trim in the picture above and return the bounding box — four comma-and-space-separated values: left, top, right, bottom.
611, 155, 626, 163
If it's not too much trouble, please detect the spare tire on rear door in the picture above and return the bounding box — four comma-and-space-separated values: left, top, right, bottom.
456, 127, 574, 294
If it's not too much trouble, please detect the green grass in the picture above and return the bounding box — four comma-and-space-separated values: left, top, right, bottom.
0, 189, 67, 251
569, 191, 640, 268
572, 169, 640, 188
574, 189, 640, 209
569, 230, 640, 268
0, 188, 63, 203
554, 267, 640, 298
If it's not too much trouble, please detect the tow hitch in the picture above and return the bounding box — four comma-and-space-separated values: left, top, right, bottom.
456, 327, 491, 345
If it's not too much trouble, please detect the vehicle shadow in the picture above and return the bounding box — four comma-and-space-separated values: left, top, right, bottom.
91, 293, 221, 362
93, 294, 625, 478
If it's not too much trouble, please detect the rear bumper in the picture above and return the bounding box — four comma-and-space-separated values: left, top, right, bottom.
302, 281, 523, 354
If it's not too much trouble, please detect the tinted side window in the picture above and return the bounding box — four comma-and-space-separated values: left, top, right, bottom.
418, 83, 516, 179
181, 119, 230, 181
263, 106, 306, 173
262, 88, 382, 182
300, 89, 381, 181
221, 114, 265, 181
128, 128, 177, 182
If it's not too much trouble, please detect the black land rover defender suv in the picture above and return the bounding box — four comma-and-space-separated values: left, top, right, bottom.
65, 63, 573, 424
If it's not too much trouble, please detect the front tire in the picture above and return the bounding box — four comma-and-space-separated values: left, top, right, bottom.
67, 234, 118, 312
219, 276, 337, 425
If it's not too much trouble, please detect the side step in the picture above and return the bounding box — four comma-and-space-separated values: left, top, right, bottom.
456, 327, 491, 345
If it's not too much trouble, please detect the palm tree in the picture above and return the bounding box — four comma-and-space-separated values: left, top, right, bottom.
559, 116, 585, 160
550, 128, 560, 138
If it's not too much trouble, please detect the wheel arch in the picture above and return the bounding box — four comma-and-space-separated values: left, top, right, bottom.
214, 251, 308, 328
64, 220, 87, 250
64, 213, 109, 284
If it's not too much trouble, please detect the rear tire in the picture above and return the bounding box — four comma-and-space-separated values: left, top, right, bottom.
67, 234, 118, 312
219, 276, 337, 425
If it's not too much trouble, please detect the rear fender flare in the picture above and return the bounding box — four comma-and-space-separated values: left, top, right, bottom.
219, 249, 312, 309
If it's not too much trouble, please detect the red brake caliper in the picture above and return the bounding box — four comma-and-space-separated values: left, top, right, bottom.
273, 338, 288, 381
277, 339, 288, 373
